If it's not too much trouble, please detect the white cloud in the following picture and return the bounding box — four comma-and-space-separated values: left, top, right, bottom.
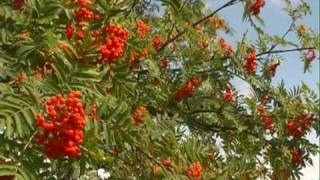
301, 154, 319, 180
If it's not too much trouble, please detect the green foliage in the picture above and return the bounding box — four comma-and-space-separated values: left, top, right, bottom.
0, 84, 38, 138
0, 0, 319, 179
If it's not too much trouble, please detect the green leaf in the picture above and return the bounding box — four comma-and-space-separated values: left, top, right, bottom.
72, 66, 101, 82
0, 95, 36, 138
16, 45, 35, 59
0, 164, 16, 176
0, 164, 36, 180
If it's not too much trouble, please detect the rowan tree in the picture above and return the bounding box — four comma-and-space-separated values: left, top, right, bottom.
0, 0, 319, 179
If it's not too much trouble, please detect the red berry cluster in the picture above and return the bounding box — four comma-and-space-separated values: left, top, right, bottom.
65, 0, 99, 42
35, 91, 86, 158
160, 157, 172, 168
132, 106, 148, 124
257, 106, 275, 132
13, 0, 25, 10
130, 49, 140, 62
66, 24, 85, 40
135, 19, 151, 39
306, 49, 316, 62
58, 42, 74, 58
33, 61, 53, 80
21, 30, 29, 37
290, 148, 303, 164
99, 24, 129, 63
74, 6, 100, 23
210, 16, 225, 29
175, 77, 201, 102
75, 0, 93, 7
298, 24, 307, 35
142, 48, 149, 57
198, 41, 208, 49
194, 24, 202, 36
34, 67, 43, 80
244, 50, 257, 74
129, 48, 149, 63
187, 161, 203, 180
224, 86, 233, 102
152, 35, 162, 50
76, 31, 85, 40
13, 72, 27, 84
66, 24, 75, 40
89, 103, 97, 120
287, 113, 313, 139
250, 0, 265, 16
268, 61, 280, 77
219, 38, 233, 56
161, 58, 169, 69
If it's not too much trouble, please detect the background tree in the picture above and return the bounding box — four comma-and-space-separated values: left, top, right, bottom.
0, 0, 319, 179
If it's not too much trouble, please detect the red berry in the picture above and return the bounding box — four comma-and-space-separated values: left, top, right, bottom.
135, 19, 151, 39
187, 161, 203, 180
66, 24, 74, 40
74, 7, 95, 23
142, 48, 148, 58
89, 103, 97, 120
250, 0, 265, 16
198, 41, 208, 49
268, 61, 280, 77
245, 50, 257, 74
299, 113, 312, 130
219, 37, 233, 56
306, 49, 316, 62
175, 77, 201, 102
291, 148, 303, 165
224, 86, 233, 102
13, 0, 25, 10
287, 120, 303, 138
76, 31, 85, 40
35, 91, 86, 158
74, 0, 92, 7
99, 24, 129, 63
161, 157, 172, 168
161, 58, 169, 69
132, 106, 148, 124
152, 35, 162, 50
262, 115, 274, 131
257, 106, 275, 132
257, 106, 265, 115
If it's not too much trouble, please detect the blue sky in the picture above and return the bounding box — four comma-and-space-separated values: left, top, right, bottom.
206, 0, 319, 91
206, 0, 319, 179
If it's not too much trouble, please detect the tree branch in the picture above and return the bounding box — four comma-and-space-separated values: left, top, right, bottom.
265, 20, 295, 57
186, 116, 273, 145
157, 0, 242, 52
135, 146, 174, 173
256, 47, 315, 57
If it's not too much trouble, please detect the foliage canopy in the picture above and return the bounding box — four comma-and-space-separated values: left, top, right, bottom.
0, 0, 319, 179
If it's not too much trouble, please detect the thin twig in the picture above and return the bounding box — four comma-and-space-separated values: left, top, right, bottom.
265, 20, 295, 59
14, 130, 38, 173
135, 146, 174, 172
157, 0, 242, 52
256, 47, 315, 57
22, 130, 38, 151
